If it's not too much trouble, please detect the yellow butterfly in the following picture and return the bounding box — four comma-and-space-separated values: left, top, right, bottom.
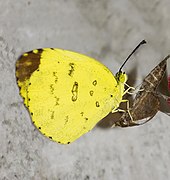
16, 40, 146, 144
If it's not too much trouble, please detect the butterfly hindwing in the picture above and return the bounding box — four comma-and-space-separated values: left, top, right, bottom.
16, 48, 127, 144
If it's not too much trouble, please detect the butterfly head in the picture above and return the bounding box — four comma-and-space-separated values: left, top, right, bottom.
115, 40, 146, 84
115, 71, 127, 84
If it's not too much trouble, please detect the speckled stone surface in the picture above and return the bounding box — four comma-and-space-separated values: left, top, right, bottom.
0, 1, 170, 179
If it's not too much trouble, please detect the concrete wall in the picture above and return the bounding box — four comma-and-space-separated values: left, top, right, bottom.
0, 1, 170, 179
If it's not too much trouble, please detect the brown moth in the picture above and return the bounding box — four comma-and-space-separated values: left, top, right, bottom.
115, 55, 170, 127
166, 76, 170, 105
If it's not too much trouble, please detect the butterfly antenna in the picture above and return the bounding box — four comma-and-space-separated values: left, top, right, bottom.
119, 40, 147, 72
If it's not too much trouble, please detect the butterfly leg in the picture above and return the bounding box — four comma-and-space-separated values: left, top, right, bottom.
111, 99, 134, 127
112, 99, 150, 127
123, 83, 135, 95
111, 99, 132, 118
113, 99, 143, 127
121, 99, 133, 120
124, 83, 145, 95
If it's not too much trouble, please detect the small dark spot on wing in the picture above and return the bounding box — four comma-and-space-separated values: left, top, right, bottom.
54, 96, 60, 106
50, 84, 54, 94
80, 112, 84, 116
68, 63, 75, 76
96, 101, 100, 107
51, 111, 55, 119
92, 80, 97, 86
89, 90, 94, 96
71, 82, 78, 102
64, 116, 69, 125
53, 72, 58, 83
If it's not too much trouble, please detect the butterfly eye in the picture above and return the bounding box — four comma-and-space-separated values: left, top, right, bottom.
119, 73, 127, 83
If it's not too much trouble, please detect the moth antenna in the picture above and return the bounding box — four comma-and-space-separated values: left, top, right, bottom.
119, 40, 147, 72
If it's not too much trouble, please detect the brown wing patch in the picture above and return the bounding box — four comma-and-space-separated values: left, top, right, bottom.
16, 49, 43, 83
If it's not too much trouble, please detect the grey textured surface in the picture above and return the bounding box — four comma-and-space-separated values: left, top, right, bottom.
0, 0, 170, 180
